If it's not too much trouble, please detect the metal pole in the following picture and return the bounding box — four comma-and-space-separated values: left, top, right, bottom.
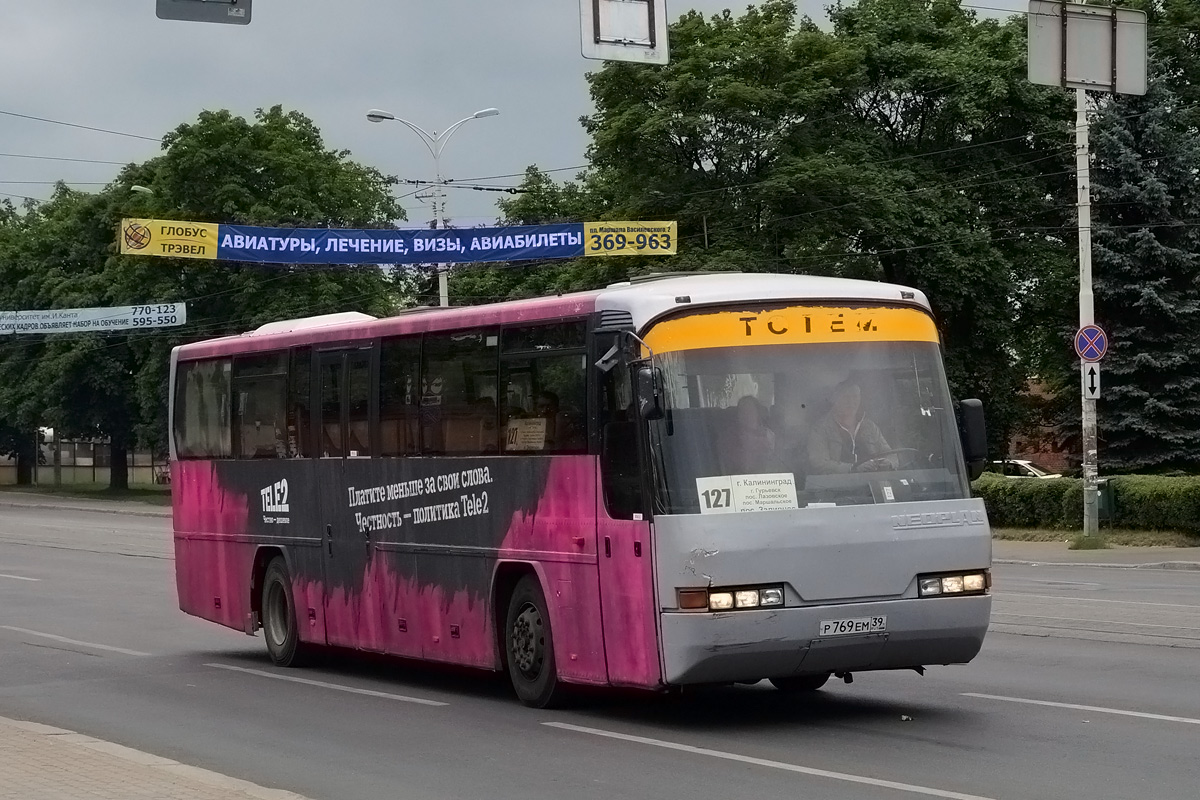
434, 145, 448, 307
1076, 87, 1100, 539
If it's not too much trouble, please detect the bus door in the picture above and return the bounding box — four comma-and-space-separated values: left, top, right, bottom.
315, 345, 385, 650
595, 345, 662, 687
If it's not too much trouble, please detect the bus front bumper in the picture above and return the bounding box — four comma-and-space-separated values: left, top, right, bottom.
660, 596, 991, 685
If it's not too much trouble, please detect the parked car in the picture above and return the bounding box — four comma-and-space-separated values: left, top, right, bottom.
987, 459, 1062, 479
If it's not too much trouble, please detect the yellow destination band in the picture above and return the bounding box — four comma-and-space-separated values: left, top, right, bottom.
643, 305, 940, 354
584, 221, 677, 256
120, 218, 219, 260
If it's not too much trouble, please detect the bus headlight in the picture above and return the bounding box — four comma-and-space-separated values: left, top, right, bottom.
708, 592, 734, 611
682, 585, 786, 612
918, 571, 990, 597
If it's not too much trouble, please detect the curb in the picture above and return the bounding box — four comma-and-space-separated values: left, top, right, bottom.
1, 714, 310, 800
0, 499, 171, 519
994, 558, 1200, 571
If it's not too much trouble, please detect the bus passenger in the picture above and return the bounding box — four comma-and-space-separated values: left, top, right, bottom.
808, 380, 894, 474
722, 395, 779, 474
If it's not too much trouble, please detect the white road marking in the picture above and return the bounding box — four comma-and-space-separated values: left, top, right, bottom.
964, 693, 1200, 726
0, 625, 150, 656
0, 573, 39, 581
993, 612, 1200, 632
1001, 592, 1200, 609
206, 663, 449, 707
544, 722, 998, 800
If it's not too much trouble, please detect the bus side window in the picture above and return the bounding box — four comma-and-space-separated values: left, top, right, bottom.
379, 337, 420, 456
174, 358, 232, 459
232, 352, 288, 459
600, 365, 644, 519
420, 329, 500, 456
288, 347, 311, 458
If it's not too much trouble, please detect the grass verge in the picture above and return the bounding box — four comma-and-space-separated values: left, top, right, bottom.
0, 484, 172, 506
995, 527, 1200, 548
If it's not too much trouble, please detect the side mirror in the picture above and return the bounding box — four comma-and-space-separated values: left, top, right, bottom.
957, 399, 987, 480
635, 365, 664, 421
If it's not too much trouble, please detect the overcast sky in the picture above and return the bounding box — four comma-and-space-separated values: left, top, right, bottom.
0, 0, 1026, 227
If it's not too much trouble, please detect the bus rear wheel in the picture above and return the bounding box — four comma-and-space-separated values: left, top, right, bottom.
262, 557, 309, 667
504, 575, 563, 708
769, 673, 830, 693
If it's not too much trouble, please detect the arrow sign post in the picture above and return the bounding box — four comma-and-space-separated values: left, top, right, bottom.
1082, 363, 1101, 401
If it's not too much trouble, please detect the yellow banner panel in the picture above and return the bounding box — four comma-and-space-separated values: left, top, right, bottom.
584, 221, 677, 256
120, 218, 219, 260
643, 305, 940, 354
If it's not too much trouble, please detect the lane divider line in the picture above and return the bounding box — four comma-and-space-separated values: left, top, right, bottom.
543, 721, 998, 800
0, 573, 39, 581
963, 693, 1200, 725
0, 625, 150, 656
206, 663, 449, 707
998, 592, 1200, 610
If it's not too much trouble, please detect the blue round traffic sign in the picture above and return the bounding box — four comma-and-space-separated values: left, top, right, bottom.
1075, 325, 1108, 362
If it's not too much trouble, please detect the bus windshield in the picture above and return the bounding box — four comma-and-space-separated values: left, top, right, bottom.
643, 321, 969, 515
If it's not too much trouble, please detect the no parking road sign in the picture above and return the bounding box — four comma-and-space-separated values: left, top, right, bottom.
1075, 325, 1108, 362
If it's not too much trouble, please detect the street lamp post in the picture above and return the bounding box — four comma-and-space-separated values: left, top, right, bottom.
366, 107, 500, 307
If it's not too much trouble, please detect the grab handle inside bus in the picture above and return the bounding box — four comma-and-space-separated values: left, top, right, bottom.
957, 399, 987, 480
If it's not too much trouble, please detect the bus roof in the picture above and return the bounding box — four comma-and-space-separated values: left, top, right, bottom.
174, 272, 930, 361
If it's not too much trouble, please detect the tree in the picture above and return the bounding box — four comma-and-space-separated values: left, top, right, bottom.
507, 0, 1074, 451
0, 107, 406, 489
1090, 73, 1200, 470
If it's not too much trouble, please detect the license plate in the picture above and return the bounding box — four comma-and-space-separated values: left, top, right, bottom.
819, 616, 887, 637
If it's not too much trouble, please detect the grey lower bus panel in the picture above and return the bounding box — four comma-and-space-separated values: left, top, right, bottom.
653, 498, 992, 685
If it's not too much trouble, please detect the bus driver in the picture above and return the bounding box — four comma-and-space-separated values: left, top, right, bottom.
808, 379, 895, 474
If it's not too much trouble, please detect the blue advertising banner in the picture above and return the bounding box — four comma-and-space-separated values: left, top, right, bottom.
120, 219, 678, 265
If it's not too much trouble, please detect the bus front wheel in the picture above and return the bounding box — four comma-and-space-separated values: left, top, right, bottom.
769, 673, 830, 693
504, 575, 563, 708
262, 557, 309, 667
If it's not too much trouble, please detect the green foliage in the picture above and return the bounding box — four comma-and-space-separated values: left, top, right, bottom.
0, 107, 405, 485
972, 473, 1200, 532
971, 472, 1081, 529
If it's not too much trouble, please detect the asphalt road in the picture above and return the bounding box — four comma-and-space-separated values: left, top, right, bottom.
1, 504, 1198, 800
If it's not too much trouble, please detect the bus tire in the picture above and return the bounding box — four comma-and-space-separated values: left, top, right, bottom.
769, 673, 830, 693
504, 575, 563, 708
261, 557, 308, 667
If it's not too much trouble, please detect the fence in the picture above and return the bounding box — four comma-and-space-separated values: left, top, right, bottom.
0, 439, 168, 486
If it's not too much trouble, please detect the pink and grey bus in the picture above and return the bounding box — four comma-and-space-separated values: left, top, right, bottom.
170, 273, 992, 707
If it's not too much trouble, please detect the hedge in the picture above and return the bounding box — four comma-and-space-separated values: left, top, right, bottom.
970, 472, 1200, 533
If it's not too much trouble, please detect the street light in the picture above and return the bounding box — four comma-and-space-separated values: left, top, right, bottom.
130, 185, 154, 196
366, 107, 501, 307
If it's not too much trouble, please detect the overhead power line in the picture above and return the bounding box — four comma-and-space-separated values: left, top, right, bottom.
0, 109, 160, 142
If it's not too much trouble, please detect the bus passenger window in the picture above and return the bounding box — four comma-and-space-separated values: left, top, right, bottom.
287, 348, 311, 458
347, 355, 372, 457
233, 353, 288, 459
174, 358, 232, 459
320, 358, 344, 458
420, 329, 500, 455
500, 353, 587, 454
379, 337, 420, 456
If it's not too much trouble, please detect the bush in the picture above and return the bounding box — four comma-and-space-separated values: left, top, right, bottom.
971, 472, 1080, 529
971, 473, 1200, 533
1107, 475, 1200, 533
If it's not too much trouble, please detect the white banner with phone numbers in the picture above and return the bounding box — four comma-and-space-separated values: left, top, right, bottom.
0, 303, 186, 335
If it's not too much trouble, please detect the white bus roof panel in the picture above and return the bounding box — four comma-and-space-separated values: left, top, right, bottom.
596, 273, 931, 330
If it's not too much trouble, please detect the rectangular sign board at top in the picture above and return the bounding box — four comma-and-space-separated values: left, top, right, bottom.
157, 0, 251, 25
120, 219, 677, 266
0, 304, 187, 335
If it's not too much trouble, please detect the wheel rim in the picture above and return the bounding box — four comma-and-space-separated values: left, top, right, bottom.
265, 580, 289, 648
510, 601, 545, 680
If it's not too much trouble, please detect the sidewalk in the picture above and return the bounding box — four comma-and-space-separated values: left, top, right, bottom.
0, 490, 170, 518
993, 539, 1200, 570
0, 715, 310, 800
